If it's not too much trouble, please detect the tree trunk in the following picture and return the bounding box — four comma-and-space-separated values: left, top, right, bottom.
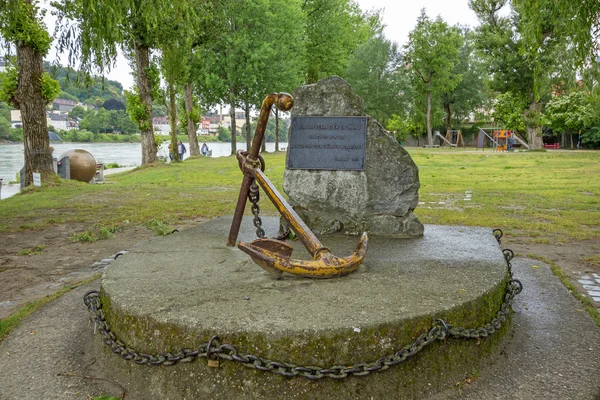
168, 82, 180, 162
444, 102, 451, 132
560, 132, 566, 148
15, 42, 53, 187
426, 83, 433, 146
184, 83, 199, 156
275, 108, 280, 152
229, 100, 237, 156
134, 43, 157, 164
569, 131, 574, 149
524, 101, 543, 150
244, 100, 251, 151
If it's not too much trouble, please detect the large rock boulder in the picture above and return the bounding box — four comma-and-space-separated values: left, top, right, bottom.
283, 76, 423, 237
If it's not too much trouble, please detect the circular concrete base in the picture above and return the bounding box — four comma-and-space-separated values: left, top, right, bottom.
98, 216, 510, 399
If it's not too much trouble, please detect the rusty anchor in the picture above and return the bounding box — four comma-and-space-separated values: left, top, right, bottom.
226, 92, 369, 278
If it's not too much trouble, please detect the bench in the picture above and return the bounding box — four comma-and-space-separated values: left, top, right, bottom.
544, 143, 560, 149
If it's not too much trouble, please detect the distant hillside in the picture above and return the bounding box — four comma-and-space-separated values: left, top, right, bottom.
43, 62, 125, 105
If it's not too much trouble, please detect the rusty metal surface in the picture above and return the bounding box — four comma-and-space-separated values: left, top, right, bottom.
226, 93, 293, 247
227, 92, 369, 278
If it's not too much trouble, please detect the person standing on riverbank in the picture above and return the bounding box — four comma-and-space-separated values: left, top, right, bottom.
201, 142, 209, 156
178, 141, 187, 161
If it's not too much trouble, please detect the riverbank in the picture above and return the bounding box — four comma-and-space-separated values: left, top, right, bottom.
0, 141, 288, 185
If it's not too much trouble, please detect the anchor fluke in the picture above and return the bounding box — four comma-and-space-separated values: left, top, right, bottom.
238, 232, 368, 279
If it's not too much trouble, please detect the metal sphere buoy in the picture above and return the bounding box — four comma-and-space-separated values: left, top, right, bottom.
60, 149, 97, 182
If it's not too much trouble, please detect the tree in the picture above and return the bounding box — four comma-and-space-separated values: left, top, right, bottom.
0, 1, 61, 186
469, 0, 565, 149
544, 91, 595, 148
345, 35, 409, 126
302, 0, 380, 83
192, 0, 305, 155
53, 0, 182, 164
516, 0, 600, 68
404, 9, 463, 146
492, 92, 526, 133
441, 28, 487, 130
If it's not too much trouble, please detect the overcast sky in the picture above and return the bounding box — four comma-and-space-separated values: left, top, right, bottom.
43, 0, 481, 92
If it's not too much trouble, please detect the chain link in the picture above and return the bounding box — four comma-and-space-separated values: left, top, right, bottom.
248, 181, 265, 238
84, 228, 522, 380
248, 180, 290, 241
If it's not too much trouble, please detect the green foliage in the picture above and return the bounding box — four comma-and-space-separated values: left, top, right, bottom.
492, 92, 527, 132
345, 35, 408, 126
40, 73, 61, 104
241, 118, 289, 143
441, 28, 487, 128
18, 245, 46, 256
404, 9, 463, 143
0, 116, 20, 141
405, 10, 463, 96
386, 114, 418, 143
302, 0, 380, 83
0, 0, 52, 55
71, 225, 121, 242
516, 0, 600, 69
77, 108, 138, 134
44, 62, 125, 103
0, 63, 19, 106
544, 91, 595, 135
125, 90, 151, 131
54, 129, 139, 143
144, 219, 173, 236
217, 126, 231, 142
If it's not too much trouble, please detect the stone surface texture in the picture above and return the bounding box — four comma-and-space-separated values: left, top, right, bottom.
96, 216, 510, 399
283, 76, 423, 237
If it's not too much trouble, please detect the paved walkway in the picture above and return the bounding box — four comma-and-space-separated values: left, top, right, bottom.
0, 258, 599, 400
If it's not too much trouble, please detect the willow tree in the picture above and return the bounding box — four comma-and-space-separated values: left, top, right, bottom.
53, 0, 180, 164
404, 10, 463, 146
0, 0, 61, 186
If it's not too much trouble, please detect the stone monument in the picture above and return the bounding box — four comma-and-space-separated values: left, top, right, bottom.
88, 85, 519, 399
284, 76, 423, 237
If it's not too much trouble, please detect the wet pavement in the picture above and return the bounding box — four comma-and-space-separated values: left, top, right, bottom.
578, 273, 600, 303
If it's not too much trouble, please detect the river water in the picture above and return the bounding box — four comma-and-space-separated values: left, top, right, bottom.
0, 141, 287, 199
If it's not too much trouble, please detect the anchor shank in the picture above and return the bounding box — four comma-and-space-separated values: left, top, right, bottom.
226, 175, 254, 247
254, 168, 326, 259
247, 94, 278, 163
227, 92, 293, 247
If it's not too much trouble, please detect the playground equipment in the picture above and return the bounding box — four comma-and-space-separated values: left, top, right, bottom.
434, 130, 465, 148
476, 129, 530, 151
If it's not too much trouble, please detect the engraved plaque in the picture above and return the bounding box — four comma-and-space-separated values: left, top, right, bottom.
287, 116, 367, 171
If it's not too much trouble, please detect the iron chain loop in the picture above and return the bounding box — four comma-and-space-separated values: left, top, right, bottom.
248, 180, 265, 238
84, 228, 522, 380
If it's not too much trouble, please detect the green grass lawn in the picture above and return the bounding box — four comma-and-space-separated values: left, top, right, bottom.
1, 149, 599, 245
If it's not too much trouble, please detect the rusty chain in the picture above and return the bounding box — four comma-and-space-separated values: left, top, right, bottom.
84, 229, 522, 380
248, 181, 265, 239
248, 180, 290, 241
